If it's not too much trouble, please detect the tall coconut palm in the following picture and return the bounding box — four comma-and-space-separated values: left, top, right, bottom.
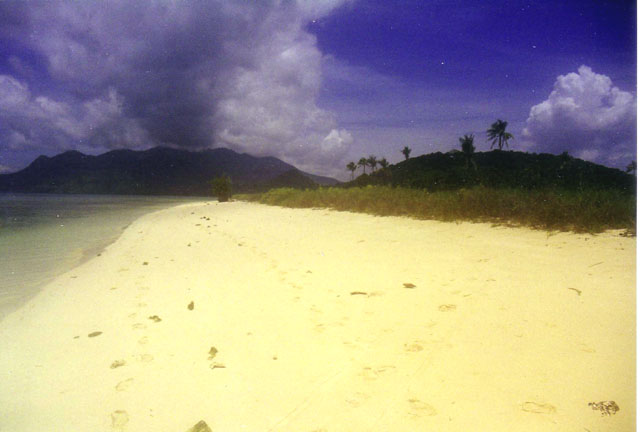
487, 119, 513, 150
367, 155, 378, 172
346, 161, 357, 180
378, 158, 389, 169
401, 146, 412, 160
459, 134, 476, 170
358, 157, 368, 174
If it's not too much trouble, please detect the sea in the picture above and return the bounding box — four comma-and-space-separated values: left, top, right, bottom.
0, 193, 202, 321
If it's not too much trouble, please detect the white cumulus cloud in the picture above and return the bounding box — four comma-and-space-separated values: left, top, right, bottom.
522, 65, 636, 167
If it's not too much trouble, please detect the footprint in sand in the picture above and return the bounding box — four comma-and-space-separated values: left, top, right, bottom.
138, 354, 154, 363
404, 342, 424, 352
138, 336, 149, 345
579, 343, 596, 353
359, 365, 396, 381
407, 399, 438, 417
115, 378, 134, 391
132, 323, 147, 330
438, 304, 457, 312
521, 401, 556, 414
110, 410, 129, 430
345, 392, 370, 408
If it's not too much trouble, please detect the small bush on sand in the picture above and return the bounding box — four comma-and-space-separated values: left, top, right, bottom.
211, 176, 232, 202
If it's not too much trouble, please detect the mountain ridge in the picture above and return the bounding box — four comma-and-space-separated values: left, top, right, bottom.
0, 146, 339, 196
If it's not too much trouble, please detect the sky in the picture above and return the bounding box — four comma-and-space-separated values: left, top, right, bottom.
0, 0, 636, 179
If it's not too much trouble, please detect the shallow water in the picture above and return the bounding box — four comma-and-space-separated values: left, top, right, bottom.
0, 193, 202, 320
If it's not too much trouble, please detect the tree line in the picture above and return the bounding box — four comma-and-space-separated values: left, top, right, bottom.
346, 119, 515, 179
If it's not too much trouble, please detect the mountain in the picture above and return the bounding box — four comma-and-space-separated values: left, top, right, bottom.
0, 147, 340, 196
346, 150, 635, 193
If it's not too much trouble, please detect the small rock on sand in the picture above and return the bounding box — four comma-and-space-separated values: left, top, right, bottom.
188, 301, 195, 310
403, 283, 416, 289
186, 420, 213, 432
208, 346, 218, 360
110, 360, 126, 369
148, 315, 162, 322
88, 331, 103, 337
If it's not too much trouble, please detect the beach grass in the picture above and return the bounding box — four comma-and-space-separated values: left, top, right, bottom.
238, 185, 636, 234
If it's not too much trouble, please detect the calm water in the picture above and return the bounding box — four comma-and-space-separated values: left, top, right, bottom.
0, 193, 202, 320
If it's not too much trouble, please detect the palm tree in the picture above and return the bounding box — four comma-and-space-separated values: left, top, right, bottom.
487, 119, 514, 150
401, 146, 412, 160
378, 158, 389, 169
459, 134, 476, 170
367, 155, 377, 172
357, 157, 368, 174
346, 161, 357, 180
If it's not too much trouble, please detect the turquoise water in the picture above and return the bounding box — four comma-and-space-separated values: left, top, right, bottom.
0, 193, 201, 320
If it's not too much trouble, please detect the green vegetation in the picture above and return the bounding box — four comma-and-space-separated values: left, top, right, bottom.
459, 134, 476, 170
487, 119, 514, 150
346, 161, 357, 179
401, 146, 412, 160
243, 119, 635, 235
211, 175, 232, 202
242, 185, 635, 234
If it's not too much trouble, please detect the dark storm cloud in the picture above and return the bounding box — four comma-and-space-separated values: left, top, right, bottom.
0, 0, 353, 173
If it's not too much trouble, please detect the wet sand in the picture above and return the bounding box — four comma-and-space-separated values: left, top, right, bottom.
0, 201, 635, 431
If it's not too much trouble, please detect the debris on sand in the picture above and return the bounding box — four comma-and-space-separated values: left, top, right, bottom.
403, 283, 416, 289
186, 420, 213, 432
110, 360, 126, 369
208, 346, 218, 360
589, 401, 619, 416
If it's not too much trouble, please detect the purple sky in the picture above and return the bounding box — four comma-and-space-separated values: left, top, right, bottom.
0, 0, 636, 179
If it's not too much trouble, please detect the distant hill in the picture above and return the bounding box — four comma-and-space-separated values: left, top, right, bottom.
0, 147, 339, 196
346, 150, 635, 193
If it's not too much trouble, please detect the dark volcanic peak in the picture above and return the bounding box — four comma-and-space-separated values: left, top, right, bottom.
0, 147, 337, 196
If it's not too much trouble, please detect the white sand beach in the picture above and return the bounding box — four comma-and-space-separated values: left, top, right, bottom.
0, 201, 635, 431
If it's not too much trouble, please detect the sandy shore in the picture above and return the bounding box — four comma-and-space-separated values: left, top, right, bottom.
0, 201, 635, 431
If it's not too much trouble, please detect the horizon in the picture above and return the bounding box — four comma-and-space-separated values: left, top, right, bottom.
0, 0, 636, 180
1, 144, 634, 180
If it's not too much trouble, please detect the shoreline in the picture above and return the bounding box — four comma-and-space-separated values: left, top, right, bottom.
0, 196, 201, 321
0, 201, 634, 431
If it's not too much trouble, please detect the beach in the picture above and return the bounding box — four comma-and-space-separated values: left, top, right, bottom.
0, 200, 634, 431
